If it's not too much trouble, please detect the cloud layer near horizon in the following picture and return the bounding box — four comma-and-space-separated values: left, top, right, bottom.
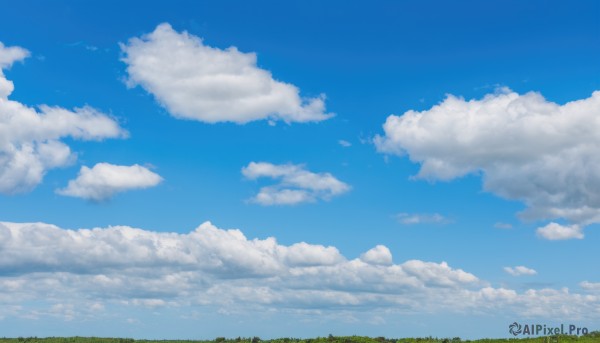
121, 23, 332, 124
0, 42, 126, 194
375, 88, 600, 239
0, 220, 598, 322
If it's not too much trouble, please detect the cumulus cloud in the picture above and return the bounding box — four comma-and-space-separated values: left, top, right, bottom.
121, 23, 332, 124
0, 42, 30, 98
242, 162, 350, 205
0, 220, 477, 299
504, 266, 537, 276
536, 222, 584, 240
56, 163, 163, 201
282, 242, 345, 267
375, 88, 600, 238
396, 213, 448, 225
0, 42, 126, 194
360, 245, 392, 266
580, 281, 600, 292
0, 220, 598, 323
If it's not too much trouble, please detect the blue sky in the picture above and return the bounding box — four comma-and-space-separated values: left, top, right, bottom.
0, 0, 599, 339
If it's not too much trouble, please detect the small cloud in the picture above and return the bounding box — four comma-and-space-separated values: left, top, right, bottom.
494, 222, 513, 229
67, 41, 99, 52
504, 266, 537, 276
338, 140, 352, 147
358, 133, 372, 145
396, 213, 449, 225
131, 299, 167, 308
580, 281, 600, 291
360, 245, 392, 266
57, 163, 163, 201
536, 222, 583, 240
242, 162, 350, 206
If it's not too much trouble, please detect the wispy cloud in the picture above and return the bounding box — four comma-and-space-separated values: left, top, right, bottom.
338, 140, 352, 147
396, 213, 449, 225
242, 162, 350, 205
504, 266, 537, 276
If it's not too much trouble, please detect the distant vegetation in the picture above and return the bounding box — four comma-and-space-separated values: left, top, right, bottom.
1, 334, 600, 343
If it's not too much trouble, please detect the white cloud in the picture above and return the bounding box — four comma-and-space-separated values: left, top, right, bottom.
504, 266, 537, 276
0, 42, 30, 98
375, 88, 600, 237
56, 163, 163, 201
0, 220, 478, 299
402, 260, 478, 286
360, 245, 392, 266
536, 222, 584, 240
580, 281, 600, 292
282, 242, 345, 267
0, 42, 126, 194
242, 162, 350, 205
338, 140, 352, 147
0, 220, 598, 322
396, 213, 448, 225
121, 23, 332, 124
0, 42, 29, 68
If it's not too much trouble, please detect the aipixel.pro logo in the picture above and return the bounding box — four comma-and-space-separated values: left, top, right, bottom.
509, 321, 589, 336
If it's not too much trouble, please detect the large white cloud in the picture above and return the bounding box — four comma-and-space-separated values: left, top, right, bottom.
0, 220, 477, 294
121, 23, 332, 124
0, 220, 598, 323
56, 163, 163, 201
242, 162, 351, 205
375, 89, 600, 239
0, 42, 126, 194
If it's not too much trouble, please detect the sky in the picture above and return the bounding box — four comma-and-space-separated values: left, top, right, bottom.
0, 0, 599, 339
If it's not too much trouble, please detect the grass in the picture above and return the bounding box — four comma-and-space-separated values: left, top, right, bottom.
1, 334, 600, 343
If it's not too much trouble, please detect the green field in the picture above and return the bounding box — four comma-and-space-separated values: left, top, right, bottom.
2, 334, 600, 343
